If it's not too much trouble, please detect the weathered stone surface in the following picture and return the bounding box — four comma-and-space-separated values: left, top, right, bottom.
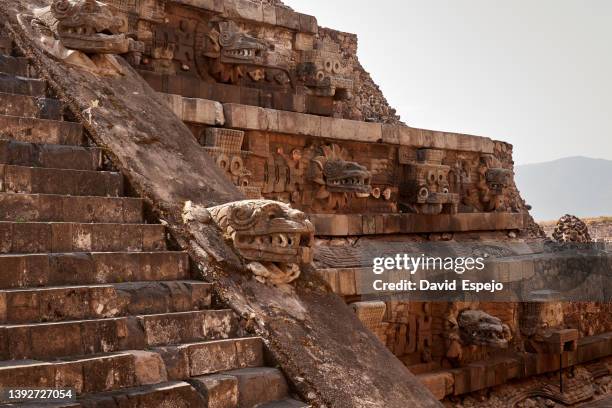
311, 212, 525, 236
0, 92, 63, 120
224, 103, 384, 143
0, 193, 143, 223
0, 72, 45, 96
159, 93, 225, 126
0, 222, 165, 253
0, 165, 123, 196
0, 55, 30, 77
0, 251, 190, 289
0, 353, 137, 396
382, 125, 495, 153
224, 367, 289, 407
126, 350, 168, 385
78, 381, 208, 407
0, 140, 102, 170
140, 309, 238, 347
417, 372, 454, 400
0, 309, 237, 360
0, 281, 212, 324
190, 374, 238, 408
0, 114, 83, 145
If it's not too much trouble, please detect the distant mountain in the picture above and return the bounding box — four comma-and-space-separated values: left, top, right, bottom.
515, 156, 612, 221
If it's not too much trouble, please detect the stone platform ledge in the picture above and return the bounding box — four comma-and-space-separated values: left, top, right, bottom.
159, 93, 225, 126
159, 95, 497, 153
223, 103, 495, 153
311, 212, 525, 236
170, 0, 318, 34
415, 331, 612, 400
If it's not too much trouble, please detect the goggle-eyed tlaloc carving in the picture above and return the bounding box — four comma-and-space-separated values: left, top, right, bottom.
183, 200, 315, 285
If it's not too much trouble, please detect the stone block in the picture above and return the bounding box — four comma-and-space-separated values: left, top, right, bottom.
201, 309, 239, 340
277, 110, 320, 136
188, 339, 239, 375
0, 73, 46, 97
337, 268, 357, 296
159, 93, 183, 117
417, 371, 452, 400
141, 311, 203, 347
79, 353, 136, 393
173, 0, 224, 12
0, 115, 83, 145
294, 33, 314, 51
311, 214, 348, 236
226, 0, 263, 22
224, 367, 288, 408
182, 97, 225, 126
347, 215, 364, 236
155, 345, 190, 380
126, 350, 167, 385
190, 374, 238, 408
262, 4, 277, 25
317, 269, 339, 293
235, 337, 264, 368
321, 116, 382, 143
275, 7, 300, 30
0, 361, 56, 392
298, 13, 318, 34
0, 55, 29, 77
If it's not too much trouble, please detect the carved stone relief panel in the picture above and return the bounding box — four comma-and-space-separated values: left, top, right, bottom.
201, 128, 262, 198
398, 148, 460, 215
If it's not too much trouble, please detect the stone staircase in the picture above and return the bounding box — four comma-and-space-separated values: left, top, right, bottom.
0, 33, 306, 407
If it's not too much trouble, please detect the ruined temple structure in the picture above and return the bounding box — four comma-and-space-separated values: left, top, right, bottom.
0, 0, 611, 407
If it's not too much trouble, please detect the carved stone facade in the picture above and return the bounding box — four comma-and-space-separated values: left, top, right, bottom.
75, 0, 401, 122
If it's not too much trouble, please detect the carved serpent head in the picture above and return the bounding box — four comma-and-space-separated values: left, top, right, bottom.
49, 0, 129, 54
201, 200, 314, 285
458, 309, 512, 348
310, 144, 372, 197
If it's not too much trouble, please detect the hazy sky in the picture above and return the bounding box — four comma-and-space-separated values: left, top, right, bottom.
284, 0, 612, 165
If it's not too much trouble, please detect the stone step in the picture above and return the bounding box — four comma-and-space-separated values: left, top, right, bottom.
0, 222, 165, 254
0, 92, 63, 120
77, 381, 208, 407
0, 55, 30, 77
223, 367, 290, 408
0, 193, 143, 223
0, 352, 144, 397
259, 399, 310, 408
157, 337, 264, 380
0, 251, 189, 289
0, 114, 83, 145
0, 280, 212, 324
0, 72, 46, 97
0, 310, 237, 360
0, 165, 123, 197
0, 140, 103, 171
